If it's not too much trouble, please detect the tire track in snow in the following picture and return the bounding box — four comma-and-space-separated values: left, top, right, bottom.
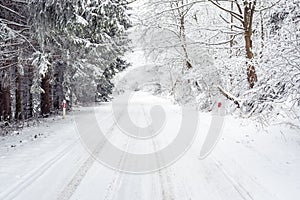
212, 157, 254, 200
153, 140, 175, 200
168, 169, 192, 200
0, 138, 81, 200
144, 104, 193, 200
212, 153, 279, 200
58, 109, 125, 200
103, 137, 131, 200
103, 104, 146, 200
212, 135, 280, 199
140, 105, 176, 200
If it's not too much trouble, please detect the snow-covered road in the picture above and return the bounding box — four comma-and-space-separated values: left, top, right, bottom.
0, 92, 299, 200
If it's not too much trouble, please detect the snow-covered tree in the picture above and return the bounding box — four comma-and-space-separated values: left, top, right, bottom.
96, 58, 130, 102
28, 0, 131, 110
0, 0, 132, 122
134, 0, 299, 122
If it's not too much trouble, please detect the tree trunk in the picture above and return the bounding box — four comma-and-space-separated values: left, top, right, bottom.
3, 86, 11, 121
180, 15, 192, 69
260, 10, 265, 59
244, 2, 257, 89
41, 73, 51, 117
15, 70, 22, 120
244, 31, 253, 59
209, 0, 258, 88
230, 1, 234, 57
0, 86, 3, 121
23, 64, 33, 119
245, 32, 257, 89
53, 63, 64, 111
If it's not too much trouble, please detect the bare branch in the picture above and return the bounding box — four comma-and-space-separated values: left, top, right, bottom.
208, 0, 244, 23
218, 85, 241, 108
0, 3, 25, 18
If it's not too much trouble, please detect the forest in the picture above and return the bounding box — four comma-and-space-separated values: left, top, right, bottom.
0, 1, 299, 199
0, 0, 131, 126
133, 0, 300, 125
1, 0, 299, 128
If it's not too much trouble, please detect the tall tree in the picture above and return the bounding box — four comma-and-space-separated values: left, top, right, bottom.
0, 0, 132, 122
208, 0, 257, 88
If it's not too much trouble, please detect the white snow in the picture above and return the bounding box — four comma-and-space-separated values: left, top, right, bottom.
76, 15, 89, 26
0, 92, 299, 200
1, 1, 299, 199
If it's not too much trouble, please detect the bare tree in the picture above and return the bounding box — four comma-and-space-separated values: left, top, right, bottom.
140, 0, 195, 69
172, 0, 194, 69
209, 0, 258, 88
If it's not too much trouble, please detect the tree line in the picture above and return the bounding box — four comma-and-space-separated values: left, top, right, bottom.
0, 0, 131, 123
137, 0, 299, 121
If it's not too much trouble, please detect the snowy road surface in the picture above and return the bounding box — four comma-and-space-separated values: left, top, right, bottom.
0, 92, 299, 200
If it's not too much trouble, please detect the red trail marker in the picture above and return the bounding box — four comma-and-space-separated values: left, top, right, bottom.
218, 102, 222, 108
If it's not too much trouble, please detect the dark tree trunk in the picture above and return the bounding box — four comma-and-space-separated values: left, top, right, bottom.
0, 86, 3, 121
260, 10, 265, 59
41, 73, 51, 117
27, 64, 33, 118
244, 30, 257, 89
3, 86, 11, 121
244, 2, 258, 89
22, 64, 34, 119
15, 71, 22, 120
53, 63, 64, 111
230, 1, 234, 57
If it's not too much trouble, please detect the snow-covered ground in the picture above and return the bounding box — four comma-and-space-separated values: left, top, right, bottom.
0, 92, 299, 200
